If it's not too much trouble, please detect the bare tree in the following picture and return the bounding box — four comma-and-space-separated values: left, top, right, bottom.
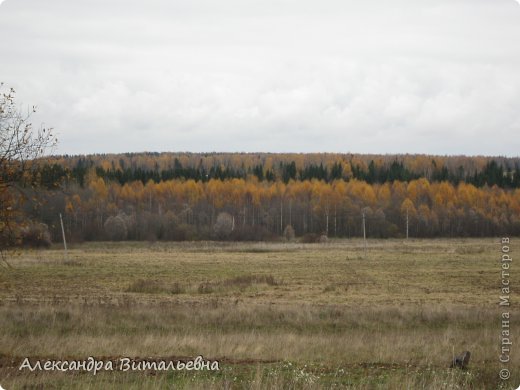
214, 212, 234, 239
283, 225, 295, 241
0, 83, 57, 264
104, 215, 128, 241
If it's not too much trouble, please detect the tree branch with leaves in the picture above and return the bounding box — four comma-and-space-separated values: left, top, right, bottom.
0, 83, 57, 263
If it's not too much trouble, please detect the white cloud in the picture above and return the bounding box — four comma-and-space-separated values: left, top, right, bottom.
0, 0, 519, 155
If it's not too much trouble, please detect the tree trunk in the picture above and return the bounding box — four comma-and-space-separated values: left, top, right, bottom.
280, 200, 283, 234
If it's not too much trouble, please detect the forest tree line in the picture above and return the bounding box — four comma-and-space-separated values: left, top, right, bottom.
34, 153, 520, 189
17, 157, 520, 243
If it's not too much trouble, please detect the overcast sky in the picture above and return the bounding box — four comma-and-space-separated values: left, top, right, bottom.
0, 0, 519, 156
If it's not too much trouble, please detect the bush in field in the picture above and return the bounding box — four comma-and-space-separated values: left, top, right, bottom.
214, 212, 234, 239
126, 279, 185, 294
171, 223, 197, 241
319, 234, 328, 243
159, 211, 178, 240
185, 223, 198, 240
230, 225, 278, 242
104, 215, 128, 241
385, 223, 400, 238
300, 233, 320, 243
126, 279, 161, 294
21, 222, 52, 248
119, 212, 136, 238
159, 211, 197, 241
283, 225, 296, 241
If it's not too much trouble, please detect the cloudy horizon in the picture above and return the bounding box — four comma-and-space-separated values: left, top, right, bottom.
1, 0, 519, 157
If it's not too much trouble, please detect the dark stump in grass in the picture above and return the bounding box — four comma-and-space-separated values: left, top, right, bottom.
450, 351, 471, 369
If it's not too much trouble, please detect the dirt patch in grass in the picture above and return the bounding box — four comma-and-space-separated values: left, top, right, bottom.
126, 279, 185, 295
126, 275, 281, 296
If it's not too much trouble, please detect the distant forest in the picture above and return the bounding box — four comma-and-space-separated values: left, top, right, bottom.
36, 152, 520, 189
15, 153, 520, 243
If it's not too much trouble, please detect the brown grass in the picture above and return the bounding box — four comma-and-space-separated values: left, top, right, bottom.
0, 238, 517, 389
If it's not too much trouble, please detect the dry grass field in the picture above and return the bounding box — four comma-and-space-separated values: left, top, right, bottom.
0, 238, 518, 389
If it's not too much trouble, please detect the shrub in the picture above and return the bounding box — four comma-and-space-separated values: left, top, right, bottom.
319, 234, 328, 243
165, 223, 197, 241
20, 222, 52, 248
214, 212, 234, 239
169, 282, 185, 294
283, 225, 296, 241
196, 275, 281, 294
126, 279, 160, 293
119, 212, 136, 238
104, 215, 128, 241
197, 283, 214, 294
385, 223, 400, 238
300, 233, 320, 243
230, 225, 278, 242
126, 279, 185, 295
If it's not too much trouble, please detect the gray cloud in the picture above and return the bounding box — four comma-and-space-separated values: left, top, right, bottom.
0, 0, 519, 155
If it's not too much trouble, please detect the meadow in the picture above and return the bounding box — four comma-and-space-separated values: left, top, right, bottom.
0, 238, 517, 389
